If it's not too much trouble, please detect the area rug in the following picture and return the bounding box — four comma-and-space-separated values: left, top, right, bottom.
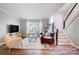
13, 37, 54, 49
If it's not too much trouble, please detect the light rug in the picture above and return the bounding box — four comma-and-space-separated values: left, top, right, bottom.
14, 37, 54, 49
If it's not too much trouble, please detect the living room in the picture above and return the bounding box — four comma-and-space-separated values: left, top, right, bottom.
1, 3, 79, 55
0, 8, 54, 49
0, 3, 63, 50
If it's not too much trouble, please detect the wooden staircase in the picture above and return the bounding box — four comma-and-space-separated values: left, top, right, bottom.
58, 31, 72, 45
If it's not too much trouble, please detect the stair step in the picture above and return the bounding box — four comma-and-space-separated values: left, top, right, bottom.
58, 36, 67, 38
58, 43, 71, 45
58, 34, 65, 35
58, 42, 70, 43
57, 31, 72, 45
58, 43, 70, 44
58, 41, 70, 42
58, 33, 64, 34
58, 31, 63, 33
58, 34, 65, 36
58, 39, 70, 41
58, 38, 68, 39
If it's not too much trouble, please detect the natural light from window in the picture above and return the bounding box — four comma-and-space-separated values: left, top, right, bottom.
50, 16, 54, 24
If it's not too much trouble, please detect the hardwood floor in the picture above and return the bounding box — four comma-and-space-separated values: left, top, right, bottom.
0, 31, 79, 55
0, 45, 79, 55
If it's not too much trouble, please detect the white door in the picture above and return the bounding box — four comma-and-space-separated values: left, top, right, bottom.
27, 20, 42, 36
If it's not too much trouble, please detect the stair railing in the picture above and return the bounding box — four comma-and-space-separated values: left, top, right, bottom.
53, 23, 58, 45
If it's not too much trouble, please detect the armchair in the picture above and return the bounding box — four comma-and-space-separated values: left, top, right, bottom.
40, 32, 55, 46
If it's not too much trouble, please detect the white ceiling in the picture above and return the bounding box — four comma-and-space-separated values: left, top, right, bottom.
0, 3, 65, 19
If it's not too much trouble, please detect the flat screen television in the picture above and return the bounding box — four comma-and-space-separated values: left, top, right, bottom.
9, 25, 19, 33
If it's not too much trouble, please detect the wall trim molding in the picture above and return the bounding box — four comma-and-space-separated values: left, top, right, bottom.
0, 7, 16, 18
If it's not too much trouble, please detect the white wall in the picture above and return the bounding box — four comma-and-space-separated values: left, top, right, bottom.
53, 15, 63, 31
64, 15, 79, 46
0, 10, 20, 44
63, 4, 79, 47
20, 19, 26, 37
